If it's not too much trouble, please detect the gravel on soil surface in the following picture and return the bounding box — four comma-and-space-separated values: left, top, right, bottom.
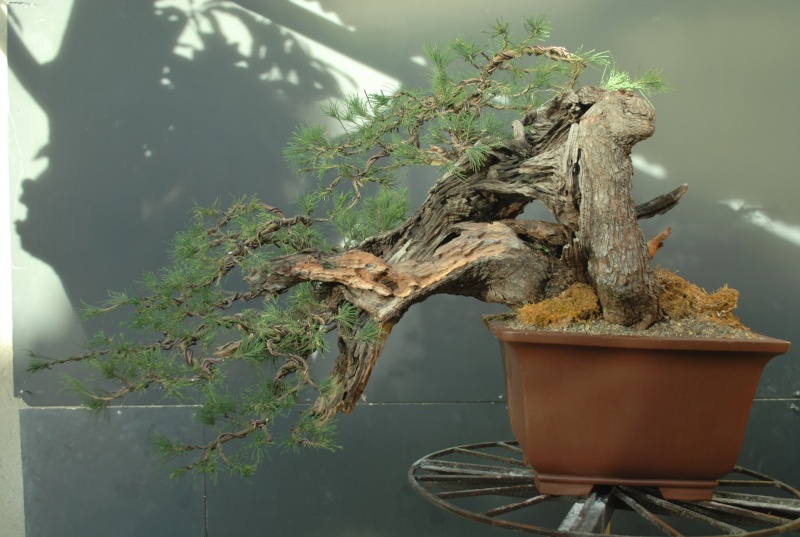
501, 316, 767, 340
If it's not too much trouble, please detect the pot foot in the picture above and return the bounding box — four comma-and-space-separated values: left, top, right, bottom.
534, 474, 594, 497
535, 477, 593, 497
535, 473, 717, 500
657, 484, 715, 501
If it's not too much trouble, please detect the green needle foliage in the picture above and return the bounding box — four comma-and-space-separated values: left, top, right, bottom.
601, 64, 671, 106
28, 16, 666, 479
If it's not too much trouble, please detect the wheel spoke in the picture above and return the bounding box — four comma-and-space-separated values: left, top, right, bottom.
681, 500, 793, 529
613, 487, 685, 537
417, 458, 531, 476
437, 483, 540, 500
558, 491, 614, 533
483, 495, 550, 517
713, 491, 800, 518
451, 445, 529, 466
618, 487, 746, 534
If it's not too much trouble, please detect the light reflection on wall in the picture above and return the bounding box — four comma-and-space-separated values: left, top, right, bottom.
722, 199, 800, 248
631, 153, 668, 180
288, 0, 356, 32
156, 0, 398, 123
7, 0, 86, 355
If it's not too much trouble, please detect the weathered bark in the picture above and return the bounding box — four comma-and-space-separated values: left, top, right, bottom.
246, 87, 687, 416
572, 90, 660, 327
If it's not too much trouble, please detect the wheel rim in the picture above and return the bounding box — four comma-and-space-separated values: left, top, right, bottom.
408, 441, 800, 536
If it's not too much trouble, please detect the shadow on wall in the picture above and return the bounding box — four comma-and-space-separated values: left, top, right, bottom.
10, 1, 341, 313
10, 0, 507, 408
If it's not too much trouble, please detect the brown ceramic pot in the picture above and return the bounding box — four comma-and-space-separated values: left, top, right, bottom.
486, 319, 791, 501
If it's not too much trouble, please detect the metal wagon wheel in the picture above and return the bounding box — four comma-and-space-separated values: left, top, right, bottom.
408, 441, 800, 536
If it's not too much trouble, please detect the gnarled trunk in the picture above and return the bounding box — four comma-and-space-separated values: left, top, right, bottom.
246, 87, 686, 416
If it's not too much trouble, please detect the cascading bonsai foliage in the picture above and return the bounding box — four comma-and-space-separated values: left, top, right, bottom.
29, 17, 675, 478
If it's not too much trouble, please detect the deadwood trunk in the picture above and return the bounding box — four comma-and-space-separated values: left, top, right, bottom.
246, 87, 687, 418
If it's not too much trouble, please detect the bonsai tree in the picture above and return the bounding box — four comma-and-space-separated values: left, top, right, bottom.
29, 18, 679, 478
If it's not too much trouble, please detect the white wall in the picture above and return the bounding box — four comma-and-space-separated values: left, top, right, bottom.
1, 2, 27, 535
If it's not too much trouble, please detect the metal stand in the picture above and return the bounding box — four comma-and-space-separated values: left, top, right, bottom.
408, 441, 800, 536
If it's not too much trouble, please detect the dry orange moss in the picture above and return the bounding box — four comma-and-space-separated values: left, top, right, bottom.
517, 270, 745, 329
654, 269, 744, 329
517, 283, 600, 327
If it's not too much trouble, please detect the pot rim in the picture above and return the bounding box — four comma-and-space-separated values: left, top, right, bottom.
485, 318, 791, 354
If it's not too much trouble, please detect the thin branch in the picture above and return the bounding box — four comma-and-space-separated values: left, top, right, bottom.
647, 226, 672, 259
636, 183, 689, 220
